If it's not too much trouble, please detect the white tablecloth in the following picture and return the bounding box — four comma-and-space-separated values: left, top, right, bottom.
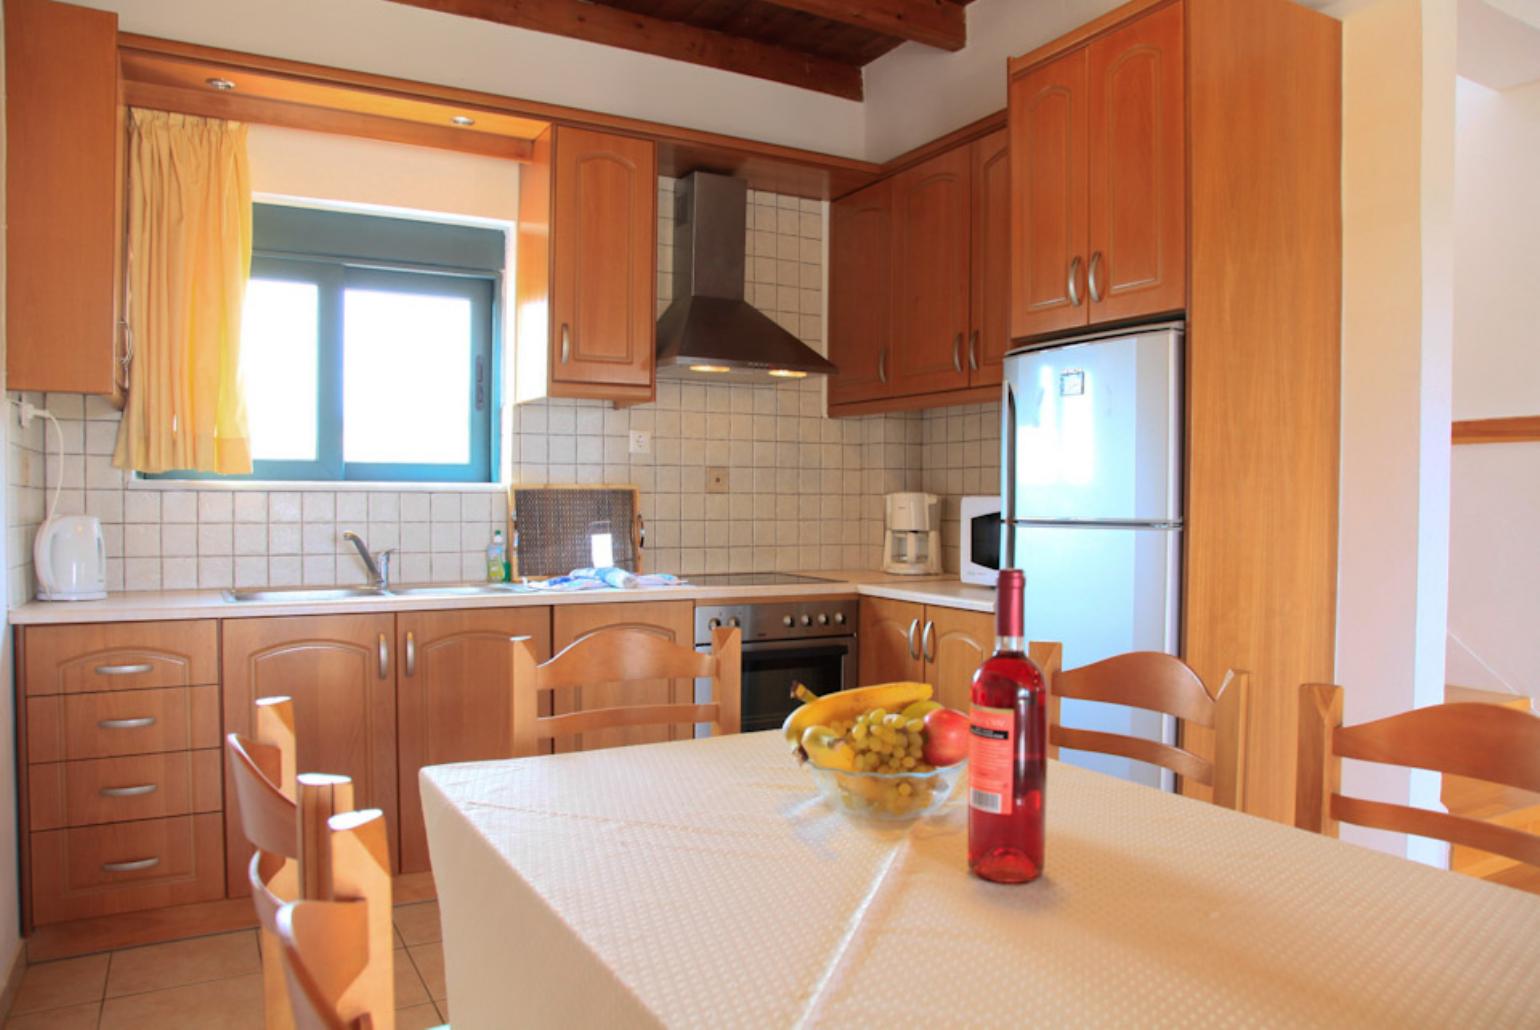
421, 731, 1540, 1028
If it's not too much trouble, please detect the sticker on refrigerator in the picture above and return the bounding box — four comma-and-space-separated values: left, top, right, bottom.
1059, 369, 1085, 397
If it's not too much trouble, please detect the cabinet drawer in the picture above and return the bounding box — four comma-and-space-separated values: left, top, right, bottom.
29, 749, 222, 831
31, 813, 225, 925
23, 621, 219, 696
28, 685, 220, 763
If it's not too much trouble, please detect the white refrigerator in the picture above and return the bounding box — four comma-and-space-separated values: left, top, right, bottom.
1001, 322, 1183, 790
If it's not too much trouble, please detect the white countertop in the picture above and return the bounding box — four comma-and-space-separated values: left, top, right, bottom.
7, 570, 997, 625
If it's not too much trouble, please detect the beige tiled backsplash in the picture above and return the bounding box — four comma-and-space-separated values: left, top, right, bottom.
5, 178, 1001, 605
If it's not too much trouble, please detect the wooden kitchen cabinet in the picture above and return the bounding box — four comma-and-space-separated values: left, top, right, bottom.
827, 179, 894, 407
551, 601, 694, 751
222, 613, 399, 894
517, 124, 657, 405
396, 607, 552, 873
4, 0, 125, 397
889, 147, 972, 397
858, 599, 994, 711
1008, 0, 1184, 341
969, 129, 1012, 387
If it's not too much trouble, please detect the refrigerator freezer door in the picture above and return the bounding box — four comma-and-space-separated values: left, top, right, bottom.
1011, 522, 1181, 789
1002, 327, 1182, 524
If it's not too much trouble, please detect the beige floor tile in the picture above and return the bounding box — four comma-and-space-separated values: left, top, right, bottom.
406, 943, 446, 1003
2, 1000, 101, 1029
9, 953, 109, 1016
106, 930, 260, 998
393, 951, 430, 1009
395, 1002, 443, 1030
393, 901, 442, 946
98, 972, 263, 1030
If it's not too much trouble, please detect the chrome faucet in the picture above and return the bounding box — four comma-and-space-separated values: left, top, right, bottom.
342, 531, 394, 591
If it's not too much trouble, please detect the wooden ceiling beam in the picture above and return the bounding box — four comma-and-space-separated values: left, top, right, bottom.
758, 0, 966, 51
383, 0, 865, 100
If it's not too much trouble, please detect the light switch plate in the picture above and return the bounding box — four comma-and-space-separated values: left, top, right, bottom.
706, 467, 729, 493
628, 430, 651, 455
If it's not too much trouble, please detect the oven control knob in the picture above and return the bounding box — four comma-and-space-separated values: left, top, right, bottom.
782, 615, 795, 628
728, 617, 741, 629
816, 613, 829, 626
800, 614, 812, 627
833, 611, 846, 625
707, 617, 721, 630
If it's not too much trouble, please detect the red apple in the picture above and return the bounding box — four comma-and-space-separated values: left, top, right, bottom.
922, 707, 970, 766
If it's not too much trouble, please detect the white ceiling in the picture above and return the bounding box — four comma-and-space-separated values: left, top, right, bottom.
1459, 0, 1540, 89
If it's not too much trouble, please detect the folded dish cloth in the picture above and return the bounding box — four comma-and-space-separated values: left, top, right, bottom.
528, 567, 685, 591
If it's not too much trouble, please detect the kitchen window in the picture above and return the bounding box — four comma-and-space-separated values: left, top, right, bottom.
159, 202, 503, 483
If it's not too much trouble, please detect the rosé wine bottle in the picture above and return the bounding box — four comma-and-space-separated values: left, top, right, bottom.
968, 568, 1046, 883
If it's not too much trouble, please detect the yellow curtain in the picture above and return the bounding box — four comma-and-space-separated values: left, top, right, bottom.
113, 109, 253, 474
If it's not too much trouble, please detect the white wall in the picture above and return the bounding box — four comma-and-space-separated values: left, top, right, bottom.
1446, 75, 1540, 698
862, 0, 1125, 161
1331, 0, 1455, 863
75, 0, 865, 159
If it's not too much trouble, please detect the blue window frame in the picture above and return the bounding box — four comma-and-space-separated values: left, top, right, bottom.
158, 204, 504, 483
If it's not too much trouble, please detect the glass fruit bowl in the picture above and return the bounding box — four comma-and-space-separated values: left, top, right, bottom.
804, 758, 967, 822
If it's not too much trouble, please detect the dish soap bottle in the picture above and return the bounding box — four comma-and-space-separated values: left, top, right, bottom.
487, 530, 507, 583
967, 568, 1046, 883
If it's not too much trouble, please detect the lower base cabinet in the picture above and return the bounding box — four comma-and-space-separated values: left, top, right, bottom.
551, 601, 695, 751
396, 608, 552, 873
221, 613, 399, 896
858, 598, 994, 711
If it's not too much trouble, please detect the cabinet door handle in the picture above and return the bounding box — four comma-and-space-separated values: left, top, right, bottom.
1088, 251, 1104, 303
98, 716, 155, 731
102, 856, 160, 873
95, 663, 152, 676
1068, 256, 1084, 307
906, 618, 920, 661
560, 323, 572, 364
878, 346, 889, 384
378, 634, 389, 680
100, 783, 158, 798
968, 330, 980, 371
922, 620, 936, 663
405, 631, 416, 677
952, 333, 963, 373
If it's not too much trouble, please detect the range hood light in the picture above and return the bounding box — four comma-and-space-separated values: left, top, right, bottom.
688, 364, 731, 374
767, 369, 807, 379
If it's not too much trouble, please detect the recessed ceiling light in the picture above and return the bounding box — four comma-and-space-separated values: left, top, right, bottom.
688, 365, 731, 374
451, 115, 476, 127
767, 369, 808, 379
205, 77, 236, 91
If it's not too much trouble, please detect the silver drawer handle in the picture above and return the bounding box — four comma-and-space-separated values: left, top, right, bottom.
98, 717, 156, 730
102, 856, 160, 873
95, 663, 152, 676
100, 784, 158, 798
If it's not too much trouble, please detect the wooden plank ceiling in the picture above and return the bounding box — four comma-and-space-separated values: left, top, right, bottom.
383, 0, 975, 99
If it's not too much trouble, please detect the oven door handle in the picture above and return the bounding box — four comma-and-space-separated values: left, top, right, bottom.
733, 637, 857, 655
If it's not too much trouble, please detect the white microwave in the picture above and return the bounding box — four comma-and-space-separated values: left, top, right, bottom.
960, 495, 1004, 587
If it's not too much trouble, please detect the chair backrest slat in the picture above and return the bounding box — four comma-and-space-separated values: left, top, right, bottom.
1296, 683, 1540, 877
1033, 641, 1249, 809
511, 625, 742, 756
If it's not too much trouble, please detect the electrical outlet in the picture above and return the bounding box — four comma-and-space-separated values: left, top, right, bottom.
706, 467, 729, 494
628, 430, 651, 455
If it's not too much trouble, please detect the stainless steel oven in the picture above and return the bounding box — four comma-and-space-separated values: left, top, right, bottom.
693, 598, 858, 735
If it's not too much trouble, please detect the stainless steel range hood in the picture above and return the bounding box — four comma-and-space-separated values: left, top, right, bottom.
656, 172, 836, 383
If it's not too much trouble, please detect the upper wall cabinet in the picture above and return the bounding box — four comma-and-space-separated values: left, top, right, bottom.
827, 128, 1009, 416
516, 125, 657, 406
1009, 0, 1185, 341
4, 0, 125, 397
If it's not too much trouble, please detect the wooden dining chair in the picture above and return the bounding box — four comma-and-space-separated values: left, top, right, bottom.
510, 625, 741, 755
274, 808, 397, 1030
1030, 642, 1251, 808
226, 696, 358, 1030
1296, 684, 1540, 878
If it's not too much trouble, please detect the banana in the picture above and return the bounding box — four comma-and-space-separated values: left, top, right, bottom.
782, 681, 933, 754
900, 699, 944, 721
800, 725, 857, 771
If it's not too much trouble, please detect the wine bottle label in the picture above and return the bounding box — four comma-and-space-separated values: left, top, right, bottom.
969, 704, 1014, 816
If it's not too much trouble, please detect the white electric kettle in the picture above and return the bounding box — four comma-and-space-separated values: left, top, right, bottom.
34, 515, 108, 601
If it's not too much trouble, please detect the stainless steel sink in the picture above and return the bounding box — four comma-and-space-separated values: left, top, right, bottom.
388, 583, 526, 597
223, 586, 388, 603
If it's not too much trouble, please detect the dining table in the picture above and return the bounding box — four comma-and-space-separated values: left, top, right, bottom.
420, 730, 1540, 1028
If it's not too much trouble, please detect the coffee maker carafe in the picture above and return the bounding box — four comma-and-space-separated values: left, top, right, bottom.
883, 492, 942, 575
